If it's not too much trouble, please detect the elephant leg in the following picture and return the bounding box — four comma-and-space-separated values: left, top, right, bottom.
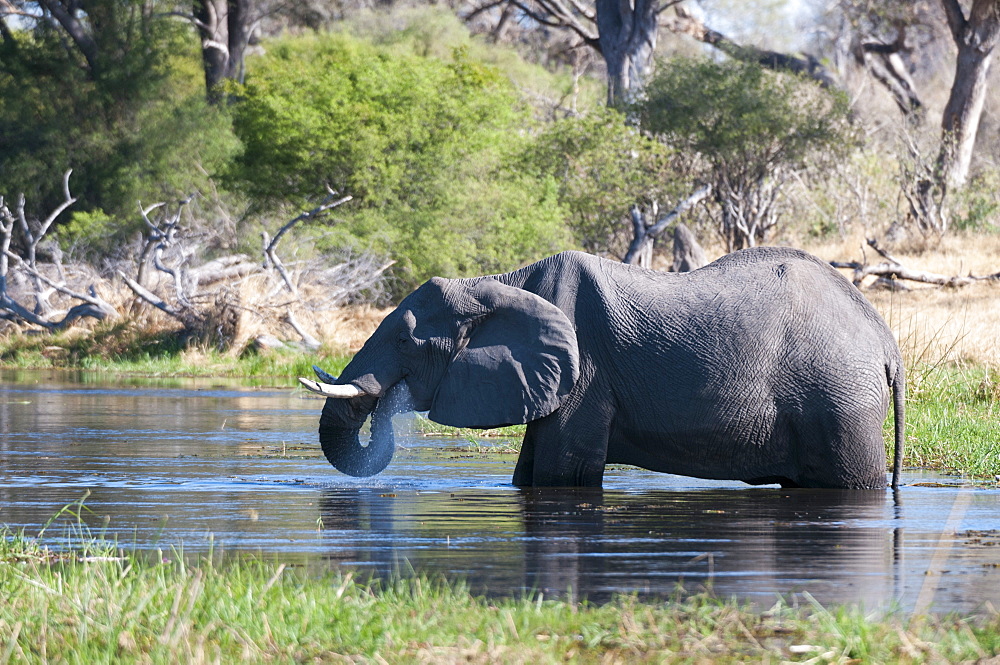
515, 404, 611, 488
512, 432, 536, 487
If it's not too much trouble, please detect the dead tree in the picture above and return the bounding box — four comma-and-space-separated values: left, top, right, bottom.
831, 237, 1000, 288
120, 190, 391, 350
898, 131, 950, 237
623, 184, 711, 267
261, 190, 354, 297
1, 172, 118, 330
120, 197, 261, 342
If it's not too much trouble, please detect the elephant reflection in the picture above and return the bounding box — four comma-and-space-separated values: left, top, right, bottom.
316, 487, 904, 606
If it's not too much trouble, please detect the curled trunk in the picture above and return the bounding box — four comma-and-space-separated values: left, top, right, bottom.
317, 382, 411, 477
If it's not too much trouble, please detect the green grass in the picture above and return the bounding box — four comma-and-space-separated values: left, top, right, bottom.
900, 365, 1000, 479
0, 322, 352, 382
2, 520, 999, 664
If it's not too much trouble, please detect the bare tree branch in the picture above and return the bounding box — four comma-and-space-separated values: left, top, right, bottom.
264, 191, 353, 295
623, 184, 711, 265
4, 251, 116, 320
666, 6, 836, 87
117, 270, 188, 320
831, 238, 1000, 287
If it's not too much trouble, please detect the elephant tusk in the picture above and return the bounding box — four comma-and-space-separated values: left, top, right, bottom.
298, 378, 366, 398
312, 365, 339, 383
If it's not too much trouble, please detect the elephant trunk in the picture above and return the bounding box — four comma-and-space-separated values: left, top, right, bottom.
317, 382, 410, 477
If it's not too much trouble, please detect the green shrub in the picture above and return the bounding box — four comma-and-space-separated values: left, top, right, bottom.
227, 33, 573, 291
523, 106, 682, 257
953, 170, 1000, 232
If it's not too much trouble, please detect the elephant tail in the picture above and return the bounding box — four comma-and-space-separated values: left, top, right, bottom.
889, 365, 905, 490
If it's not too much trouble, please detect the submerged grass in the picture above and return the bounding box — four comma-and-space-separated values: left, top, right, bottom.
1, 521, 999, 664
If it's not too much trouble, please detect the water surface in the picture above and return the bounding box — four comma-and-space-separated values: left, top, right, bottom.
2, 369, 998, 612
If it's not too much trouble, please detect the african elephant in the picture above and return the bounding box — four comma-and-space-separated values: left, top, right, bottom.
301, 248, 905, 489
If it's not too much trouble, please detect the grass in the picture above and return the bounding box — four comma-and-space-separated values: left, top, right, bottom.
902, 365, 1000, 479
1, 519, 999, 664
0, 321, 354, 383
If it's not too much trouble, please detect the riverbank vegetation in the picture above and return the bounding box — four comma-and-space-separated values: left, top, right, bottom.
2, 522, 999, 663
3, 3, 1000, 348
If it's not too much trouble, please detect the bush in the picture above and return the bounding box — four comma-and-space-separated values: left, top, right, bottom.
523, 106, 682, 258
227, 33, 573, 291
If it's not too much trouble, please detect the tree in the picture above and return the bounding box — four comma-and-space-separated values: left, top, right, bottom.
465, 0, 683, 105
818, 0, 1000, 233
523, 106, 680, 258
0, 0, 239, 245
188, 0, 259, 101
939, 0, 1000, 189
636, 58, 854, 251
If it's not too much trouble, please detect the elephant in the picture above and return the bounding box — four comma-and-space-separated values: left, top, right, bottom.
300, 248, 905, 490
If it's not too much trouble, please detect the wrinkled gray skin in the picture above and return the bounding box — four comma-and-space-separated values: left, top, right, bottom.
317, 248, 905, 489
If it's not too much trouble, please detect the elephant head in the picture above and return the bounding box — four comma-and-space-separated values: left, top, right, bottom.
300, 277, 580, 477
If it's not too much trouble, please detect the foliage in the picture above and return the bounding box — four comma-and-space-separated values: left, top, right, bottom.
638, 57, 850, 166
952, 170, 1000, 232
635, 57, 855, 249
331, 5, 603, 112
0, 5, 239, 252
523, 106, 682, 257
227, 33, 572, 291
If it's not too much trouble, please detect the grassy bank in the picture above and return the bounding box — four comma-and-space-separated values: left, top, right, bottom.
1, 526, 998, 664
904, 365, 1000, 479
0, 321, 355, 382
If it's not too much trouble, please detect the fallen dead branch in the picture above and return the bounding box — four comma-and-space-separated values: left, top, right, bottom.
831, 238, 1000, 288
1, 171, 118, 329
120, 191, 390, 349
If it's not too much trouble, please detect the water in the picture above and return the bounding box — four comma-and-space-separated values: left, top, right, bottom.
2, 369, 999, 613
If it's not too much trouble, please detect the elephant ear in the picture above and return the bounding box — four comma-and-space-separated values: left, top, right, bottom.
429, 278, 580, 428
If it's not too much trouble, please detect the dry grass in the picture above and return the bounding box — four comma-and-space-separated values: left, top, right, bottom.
669, 230, 1000, 371
808, 230, 1000, 370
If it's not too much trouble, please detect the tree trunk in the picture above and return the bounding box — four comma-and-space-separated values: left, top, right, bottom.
36, 0, 100, 76
194, 0, 254, 101
596, 0, 659, 105
939, 0, 1000, 188
670, 223, 706, 272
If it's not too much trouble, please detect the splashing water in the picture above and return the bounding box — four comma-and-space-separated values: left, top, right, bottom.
367, 380, 417, 451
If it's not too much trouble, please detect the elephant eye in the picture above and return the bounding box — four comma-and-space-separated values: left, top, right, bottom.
397, 332, 414, 350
